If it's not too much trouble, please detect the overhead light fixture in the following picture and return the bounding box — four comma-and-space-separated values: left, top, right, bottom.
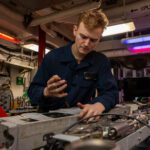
128, 45, 150, 53
121, 34, 150, 53
0, 32, 20, 44
102, 21, 135, 37
121, 35, 150, 44
22, 43, 51, 54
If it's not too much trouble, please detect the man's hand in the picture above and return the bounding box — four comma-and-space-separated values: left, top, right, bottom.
77, 102, 105, 121
43, 75, 68, 98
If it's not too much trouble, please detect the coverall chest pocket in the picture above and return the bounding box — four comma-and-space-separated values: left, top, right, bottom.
72, 72, 97, 88
72, 76, 94, 87
80, 71, 97, 87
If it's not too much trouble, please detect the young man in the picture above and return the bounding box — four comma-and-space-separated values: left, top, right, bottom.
28, 9, 118, 120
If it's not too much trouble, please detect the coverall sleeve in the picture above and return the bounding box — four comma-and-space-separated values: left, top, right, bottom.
28, 54, 52, 105
91, 57, 119, 112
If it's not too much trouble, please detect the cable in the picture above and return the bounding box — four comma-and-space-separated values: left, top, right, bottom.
63, 113, 150, 133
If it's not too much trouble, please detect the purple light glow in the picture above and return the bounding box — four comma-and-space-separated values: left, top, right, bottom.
129, 47, 150, 53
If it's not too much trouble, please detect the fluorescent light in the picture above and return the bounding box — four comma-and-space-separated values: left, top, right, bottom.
23, 44, 51, 54
128, 45, 150, 53
0, 32, 20, 44
132, 45, 150, 50
122, 35, 150, 44
129, 48, 150, 53
23, 44, 39, 52
45, 48, 51, 54
102, 22, 135, 37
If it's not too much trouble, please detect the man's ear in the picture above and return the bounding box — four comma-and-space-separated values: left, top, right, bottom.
73, 25, 78, 36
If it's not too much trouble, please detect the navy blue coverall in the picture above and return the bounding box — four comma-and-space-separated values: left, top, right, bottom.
28, 43, 118, 112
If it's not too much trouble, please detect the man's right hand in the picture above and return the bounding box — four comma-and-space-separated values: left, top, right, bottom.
43, 75, 68, 98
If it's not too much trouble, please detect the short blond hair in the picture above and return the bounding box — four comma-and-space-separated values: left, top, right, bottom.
77, 9, 109, 30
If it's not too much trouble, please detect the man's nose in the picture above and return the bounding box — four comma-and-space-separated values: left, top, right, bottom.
84, 38, 91, 46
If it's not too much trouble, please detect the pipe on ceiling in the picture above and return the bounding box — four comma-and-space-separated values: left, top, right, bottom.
0, 3, 23, 22
30, 1, 101, 26
105, 0, 150, 20
57, 0, 150, 25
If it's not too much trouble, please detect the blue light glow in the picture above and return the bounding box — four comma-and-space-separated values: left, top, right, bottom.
132, 45, 150, 50
122, 35, 150, 44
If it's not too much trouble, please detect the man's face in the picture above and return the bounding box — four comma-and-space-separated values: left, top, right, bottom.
73, 22, 103, 55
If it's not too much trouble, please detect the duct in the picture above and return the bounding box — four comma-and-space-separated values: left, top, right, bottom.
0, 50, 36, 70
102, 49, 136, 58
0, 3, 23, 22
105, 0, 150, 20
94, 40, 133, 58
30, 1, 101, 26
95, 40, 126, 52
5, 59, 35, 70
0, 47, 37, 60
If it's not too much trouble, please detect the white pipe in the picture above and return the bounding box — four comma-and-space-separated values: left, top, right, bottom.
0, 47, 37, 60
30, 1, 101, 26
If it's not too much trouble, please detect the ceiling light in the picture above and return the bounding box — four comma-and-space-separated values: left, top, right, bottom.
121, 34, 150, 53
0, 32, 20, 44
129, 45, 150, 53
132, 45, 150, 49
102, 22, 135, 37
121, 35, 150, 44
22, 44, 51, 54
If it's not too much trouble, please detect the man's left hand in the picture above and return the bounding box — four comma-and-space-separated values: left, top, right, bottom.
77, 102, 105, 122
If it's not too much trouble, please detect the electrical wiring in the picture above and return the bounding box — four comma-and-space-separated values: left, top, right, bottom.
63, 113, 150, 133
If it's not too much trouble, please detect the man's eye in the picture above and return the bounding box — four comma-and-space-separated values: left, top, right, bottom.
80, 35, 87, 39
91, 39, 97, 43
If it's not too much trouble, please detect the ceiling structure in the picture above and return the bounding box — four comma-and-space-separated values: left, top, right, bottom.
0, 0, 150, 60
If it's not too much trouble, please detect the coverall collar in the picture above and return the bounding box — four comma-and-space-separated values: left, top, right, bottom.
59, 42, 95, 66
